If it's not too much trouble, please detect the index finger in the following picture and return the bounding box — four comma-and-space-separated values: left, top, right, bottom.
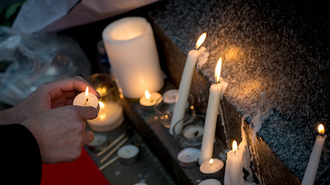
48, 76, 101, 98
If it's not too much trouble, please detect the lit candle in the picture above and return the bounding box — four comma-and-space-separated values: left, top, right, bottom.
102, 17, 164, 99
224, 140, 244, 185
200, 158, 224, 179
182, 125, 204, 138
301, 124, 327, 185
199, 57, 222, 165
87, 100, 124, 132
170, 33, 207, 135
73, 87, 99, 108
139, 90, 162, 107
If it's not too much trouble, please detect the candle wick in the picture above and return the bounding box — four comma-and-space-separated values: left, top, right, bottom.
150, 97, 154, 103
194, 131, 199, 137
83, 98, 89, 106
234, 150, 237, 155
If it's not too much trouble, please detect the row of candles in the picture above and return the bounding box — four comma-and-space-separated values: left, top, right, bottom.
72, 17, 327, 184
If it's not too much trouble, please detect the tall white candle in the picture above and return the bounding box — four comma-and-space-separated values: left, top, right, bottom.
199, 57, 222, 165
224, 140, 244, 185
301, 124, 327, 185
169, 33, 207, 135
102, 17, 164, 99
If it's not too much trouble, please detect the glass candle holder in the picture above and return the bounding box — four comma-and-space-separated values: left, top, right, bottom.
85, 73, 124, 132
173, 115, 205, 148
154, 89, 195, 128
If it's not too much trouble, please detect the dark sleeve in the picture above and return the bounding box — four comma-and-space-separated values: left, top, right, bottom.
0, 124, 42, 185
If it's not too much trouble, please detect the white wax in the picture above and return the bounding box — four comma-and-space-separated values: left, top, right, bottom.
224, 150, 244, 185
177, 148, 200, 163
117, 145, 139, 159
163, 89, 179, 104
199, 83, 221, 164
183, 125, 204, 138
139, 92, 162, 107
170, 50, 200, 135
88, 101, 124, 132
200, 158, 224, 174
73, 91, 99, 108
198, 179, 221, 185
301, 135, 327, 185
102, 17, 164, 99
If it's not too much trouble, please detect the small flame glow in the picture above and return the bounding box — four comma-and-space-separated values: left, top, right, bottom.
98, 101, 106, 120
85, 86, 89, 97
209, 158, 214, 165
215, 57, 222, 83
233, 140, 238, 154
318, 124, 325, 135
195, 32, 207, 49
145, 90, 151, 100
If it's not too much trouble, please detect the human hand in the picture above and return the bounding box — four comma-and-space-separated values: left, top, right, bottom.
5, 76, 100, 124
21, 105, 98, 163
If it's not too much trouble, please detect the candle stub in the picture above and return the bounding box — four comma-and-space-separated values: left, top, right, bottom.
177, 148, 200, 168
117, 144, 140, 165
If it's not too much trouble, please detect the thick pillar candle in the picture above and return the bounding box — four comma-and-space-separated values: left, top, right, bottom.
102, 17, 164, 99
169, 33, 207, 135
301, 124, 327, 185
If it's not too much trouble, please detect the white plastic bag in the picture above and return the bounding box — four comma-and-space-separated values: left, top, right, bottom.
0, 26, 91, 105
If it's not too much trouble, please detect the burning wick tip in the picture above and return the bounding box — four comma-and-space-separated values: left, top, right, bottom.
83, 98, 89, 106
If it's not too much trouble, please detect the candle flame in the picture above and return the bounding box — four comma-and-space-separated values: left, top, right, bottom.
85, 86, 89, 97
215, 57, 222, 83
209, 158, 214, 165
233, 140, 238, 154
145, 90, 151, 100
98, 101, 106, 120
195, 32, 207, 49
318, 124, 325, 135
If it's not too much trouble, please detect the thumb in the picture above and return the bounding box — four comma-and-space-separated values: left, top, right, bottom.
74, 106, 98, 120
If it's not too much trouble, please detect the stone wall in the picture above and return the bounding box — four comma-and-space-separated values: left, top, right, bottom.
147, 0, 330, 184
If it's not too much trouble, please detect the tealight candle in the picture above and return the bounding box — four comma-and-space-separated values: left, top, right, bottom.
139, 90, 162, 107
169, 33, 207, 135
200, 158, 224, 179
87, 100, 124, 132
183, 125, 204, 138
177, 148, 201, 168
199, 57, 222, 165
117, 144, 140, 165
224, 140, 244, 185
87, 133, 108, 152
73, 87, 99, 108
198, 179, 221, 185
301, 124, 327, 185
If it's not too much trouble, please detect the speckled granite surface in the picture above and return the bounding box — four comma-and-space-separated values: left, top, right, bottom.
148, 0, 330, 184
